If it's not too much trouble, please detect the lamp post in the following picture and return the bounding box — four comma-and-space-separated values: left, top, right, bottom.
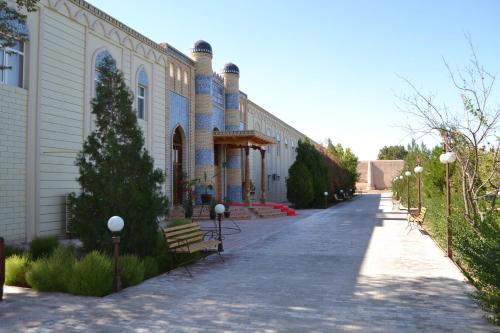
414, 164, 424, 213
107, 216, 124, 292
405, 170, 411, 211
324, 191, 328, 209
214, 204, 225, 252
439, 150, 456, 258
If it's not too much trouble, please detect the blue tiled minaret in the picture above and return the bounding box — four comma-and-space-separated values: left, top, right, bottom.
223, 63, 242, 202
192, 41, 215, 200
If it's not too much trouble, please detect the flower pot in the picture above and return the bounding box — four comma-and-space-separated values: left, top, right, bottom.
224, 211, 231, 218
201, 194, 212, 205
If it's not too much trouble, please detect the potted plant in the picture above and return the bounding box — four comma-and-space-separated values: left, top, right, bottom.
208, 198, 217, 220
184, 191, 193, 219
249, 180, 256, 196
223, 197, 231, 218
199, 172, 214, 204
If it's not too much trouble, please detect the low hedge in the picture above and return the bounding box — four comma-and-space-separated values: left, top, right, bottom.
5, 255, 31, 287
67, 251, 113, 297
26, 247, 76, 292
120, 254, 145, 288
30, 236, 59, 260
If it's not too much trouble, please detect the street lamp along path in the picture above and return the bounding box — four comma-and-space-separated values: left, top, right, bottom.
107, 216, 124, 292
440, 150, 456, 259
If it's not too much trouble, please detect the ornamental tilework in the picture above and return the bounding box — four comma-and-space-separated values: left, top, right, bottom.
227, 185, 242, 202
212, 81, 224, 108
227, 154, 240, 169
213, 106, 225, 131
195, 75, 211, 95
195, 114, 212, 130
225, 92, 239, 110
195, 148, 214, 166
169, 92, 189, 135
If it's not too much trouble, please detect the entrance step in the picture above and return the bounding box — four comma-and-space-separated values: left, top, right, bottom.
169, 206, 185, 219
225, 207, 252, 220
249, 206, 288, 218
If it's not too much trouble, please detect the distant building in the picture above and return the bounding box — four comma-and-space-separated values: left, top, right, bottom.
0, 0, 312, 242
356, 160, 404, 191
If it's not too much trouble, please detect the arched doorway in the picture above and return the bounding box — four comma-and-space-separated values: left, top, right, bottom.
172, 126, 184, 205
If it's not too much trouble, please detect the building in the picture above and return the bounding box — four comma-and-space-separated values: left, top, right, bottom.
356, 160, 404, 191
0, 0, 310, 243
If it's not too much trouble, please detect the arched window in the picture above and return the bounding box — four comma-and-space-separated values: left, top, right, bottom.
137, 68, 148, 120
94, 49, 115, 94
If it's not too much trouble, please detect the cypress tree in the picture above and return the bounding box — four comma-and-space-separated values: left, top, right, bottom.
70, 56, 167, 257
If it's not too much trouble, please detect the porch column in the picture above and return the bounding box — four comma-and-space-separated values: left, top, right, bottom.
244, 146, 250, 204
260, 149, 267, 203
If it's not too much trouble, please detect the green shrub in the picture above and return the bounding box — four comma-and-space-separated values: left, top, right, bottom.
5, 245, 24, 258
26, 247, 76, 292
286, 162, 314, 208
70, 56, 168, 258
67, 251, 113, 297
143, 256, 159, 280
152, 231, 172, 273
167, 218, 192, 228
30, 236, 58, 260
120, 254, 144, 288
5, 255, 30, 287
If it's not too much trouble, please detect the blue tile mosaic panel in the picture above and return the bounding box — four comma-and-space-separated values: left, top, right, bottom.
225, 92, 239, 110
169, 92, 189, 135
212, 106, 225, 131
212, 81, 224, 108
227, 185, 242, 202
227, 154, 241, 169
195, 75, 211, 95
195, 148, 214, 166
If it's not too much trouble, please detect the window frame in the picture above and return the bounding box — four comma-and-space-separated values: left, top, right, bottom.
137, 84, 146, 120
0, 41, 25, 88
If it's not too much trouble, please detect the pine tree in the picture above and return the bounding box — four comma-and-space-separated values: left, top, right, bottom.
70, 56, 167, 257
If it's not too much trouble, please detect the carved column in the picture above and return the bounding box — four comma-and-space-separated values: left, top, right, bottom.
244, 146, 250, 204
260, 149, 267, 204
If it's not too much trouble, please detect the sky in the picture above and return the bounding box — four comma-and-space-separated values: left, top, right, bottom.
87, 0, 500, 160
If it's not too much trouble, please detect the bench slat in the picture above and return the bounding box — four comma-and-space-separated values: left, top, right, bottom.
174, 239, 221, 254
167, 230, 203, 244
169, 235, 204, 250
164, 223, 199, 233
164, 225, 200, 237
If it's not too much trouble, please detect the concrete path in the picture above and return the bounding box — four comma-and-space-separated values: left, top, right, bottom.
1, 193, 496, 332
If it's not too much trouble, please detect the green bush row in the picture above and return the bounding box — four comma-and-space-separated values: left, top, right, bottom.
4, 229, 184, 296
4, 220, 200, 297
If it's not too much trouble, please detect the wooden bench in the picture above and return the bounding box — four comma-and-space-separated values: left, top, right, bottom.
163, 223, 223, 276
407, 207, 427, 230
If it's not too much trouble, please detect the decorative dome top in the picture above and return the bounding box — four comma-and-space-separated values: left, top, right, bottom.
192, 40, 212, 54
222, 63, 239, 75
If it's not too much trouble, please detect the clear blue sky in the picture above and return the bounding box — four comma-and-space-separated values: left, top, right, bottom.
87, 0, 500, 160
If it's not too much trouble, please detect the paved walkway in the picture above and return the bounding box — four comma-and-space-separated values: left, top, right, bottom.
1, 193, 496, 332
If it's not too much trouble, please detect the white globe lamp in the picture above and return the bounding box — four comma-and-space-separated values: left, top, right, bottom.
107, 216, 124, 233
